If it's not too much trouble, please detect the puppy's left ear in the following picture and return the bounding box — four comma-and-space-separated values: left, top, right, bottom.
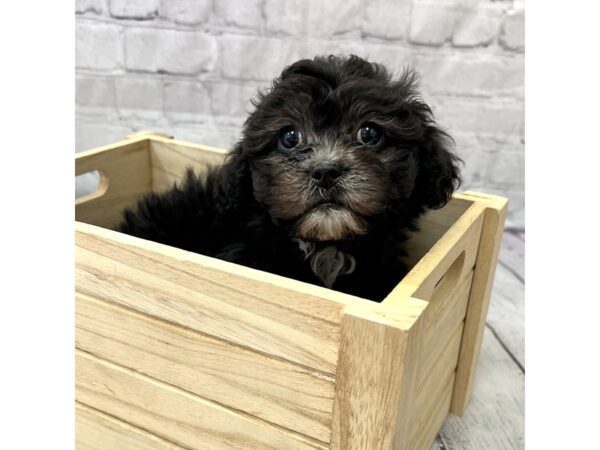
414, 126, 462, 209
214, 143, 252, 207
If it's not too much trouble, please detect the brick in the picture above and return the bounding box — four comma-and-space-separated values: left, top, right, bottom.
451, 133, 490, 188
76, 76, 116, 116
209, 82, 260, 117
306, 0, 361, 38
171, 125, 240, 149
409, 1, 459, 46
75, 22, 123, 71
125, 28, 217, 75
434, 98, 524, 136
115, 77, 163, 120
305, 40, 414, 75
452, 5, 502, 47
109, 0, 158, 19
221, 35, 303, 81
415, 55, 524, 97
453, 132, 524, 187
487, 149, 524, 188
75, 121, 131, 152
159, 0, 211, 25
164, 80, 211, 122
357, 43, 415, 75
361, 0, 410, 40
75, 0, 106, 15
264, 0, 305, 36
306, 39, 367, 59
215, 0, 263, 30
500, 8, 525, 52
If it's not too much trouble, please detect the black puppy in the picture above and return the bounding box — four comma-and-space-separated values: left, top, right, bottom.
117, 55, 461, 302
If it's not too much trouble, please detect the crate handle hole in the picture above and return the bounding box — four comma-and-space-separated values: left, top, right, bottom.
432, 250, 466, 300
76, 170, 109, 203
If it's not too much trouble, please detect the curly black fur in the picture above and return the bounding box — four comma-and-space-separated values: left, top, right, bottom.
117, 55, 461, 302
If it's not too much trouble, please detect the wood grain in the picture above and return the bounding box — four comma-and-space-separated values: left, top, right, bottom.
76, 350, 326, 450
76, 402, 184, 450
416, 324, 463, 414
384, 202, 484, 304
149, 136, 229, 192
76, 292, 335, 442
451, 193, 508, 414
75, 138, 151, 229
404, 197, 473, 268
411, 376, 455, 450
330, 302, 427, 450
75, 222, 367, 374
420, 270, 473, 375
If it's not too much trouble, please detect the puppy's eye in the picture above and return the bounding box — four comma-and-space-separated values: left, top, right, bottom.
357, 123, 383, 145
278, 127, 302, 151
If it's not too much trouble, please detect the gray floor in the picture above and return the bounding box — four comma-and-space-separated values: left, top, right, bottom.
431, 231, 525, 450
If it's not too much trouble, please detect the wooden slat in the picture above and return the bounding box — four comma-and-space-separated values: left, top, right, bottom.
76, 402, 184, 450
404, 197, 473, 267
76, 292, 334, 442
411, 326, 463, 450
330, 300, 427, 450
75, 222, 365, 374
75, 350, 326, 450
149, 136, 229, 192
420, 270, 473, 374
385, 202, 484, 304
75, 138, 151, 228
411, 376, 454, 450
451, 193, 508, 414
416, 324, 463, 413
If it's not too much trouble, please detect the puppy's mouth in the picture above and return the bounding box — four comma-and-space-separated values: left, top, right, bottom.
311, 201, 342, 210
295, 200, 367, 242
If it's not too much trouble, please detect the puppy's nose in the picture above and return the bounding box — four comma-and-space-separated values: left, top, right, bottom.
311, 165, 343, 189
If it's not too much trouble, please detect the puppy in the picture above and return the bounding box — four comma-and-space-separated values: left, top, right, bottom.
117, 55, 461, 302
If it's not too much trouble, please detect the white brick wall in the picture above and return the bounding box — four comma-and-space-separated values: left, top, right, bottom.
75, 0, 525, 228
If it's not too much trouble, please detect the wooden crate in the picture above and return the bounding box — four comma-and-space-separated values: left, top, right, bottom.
75, 132, 507, 450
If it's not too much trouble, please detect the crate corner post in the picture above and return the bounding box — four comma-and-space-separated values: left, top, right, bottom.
450, 192, 509, 415
330, 300, 427, 450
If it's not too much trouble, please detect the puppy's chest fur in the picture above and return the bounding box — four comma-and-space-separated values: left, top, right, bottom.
294, 239, 356, 289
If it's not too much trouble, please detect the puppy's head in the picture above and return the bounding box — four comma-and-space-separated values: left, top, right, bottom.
234, 55, 460, 242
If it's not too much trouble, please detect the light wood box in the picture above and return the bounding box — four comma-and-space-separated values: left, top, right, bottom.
75, 132, 507, 450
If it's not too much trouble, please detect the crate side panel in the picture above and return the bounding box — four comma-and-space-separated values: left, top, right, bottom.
420, 270, 473, 374
75, 224, 348, 374
75, 350, 327, 450
76, 292, 335, 442
404, 197, 473, 268
416, 324, 463, 413
410, 375, 454, 450
76, 139, 152, 229
76, 403, 184, 450
149, 138, 229, 192
385, 203, 484, 304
